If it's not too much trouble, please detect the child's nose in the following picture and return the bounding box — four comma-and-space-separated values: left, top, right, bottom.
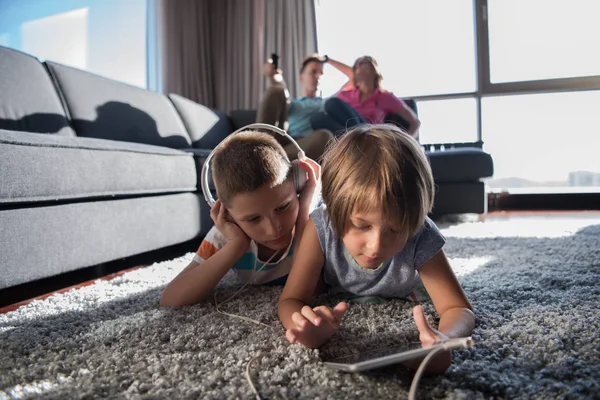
366, 231, 382, 253
265, 217, 282, 236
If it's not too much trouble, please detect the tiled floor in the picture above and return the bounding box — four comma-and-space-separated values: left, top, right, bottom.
2, 210, 599, 314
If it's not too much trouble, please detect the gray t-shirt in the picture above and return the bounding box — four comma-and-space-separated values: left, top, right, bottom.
311, 206, 446, 298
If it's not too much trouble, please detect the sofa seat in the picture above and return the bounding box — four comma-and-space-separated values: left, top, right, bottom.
0, 129, 197, 205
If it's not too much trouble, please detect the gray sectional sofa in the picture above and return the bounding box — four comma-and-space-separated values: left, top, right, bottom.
0, 46, 231, 292
0, 45, 493, 295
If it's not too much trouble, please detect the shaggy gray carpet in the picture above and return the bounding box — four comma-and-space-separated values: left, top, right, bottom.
1, 216, 599, 399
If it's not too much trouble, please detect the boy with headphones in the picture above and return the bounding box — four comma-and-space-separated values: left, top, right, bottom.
160, 124, 320, 307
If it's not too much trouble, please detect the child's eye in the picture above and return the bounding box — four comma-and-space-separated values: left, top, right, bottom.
352, 223, 370, 231
276, 202, 291, 212
246, 216, 261, 223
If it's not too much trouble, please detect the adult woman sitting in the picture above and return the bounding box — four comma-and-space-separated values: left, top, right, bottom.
310, 55, 421, 139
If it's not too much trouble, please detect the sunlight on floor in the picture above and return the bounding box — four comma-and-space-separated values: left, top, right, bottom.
2, 378, 63, 399
447, 256, 493, 276
440, 217, 600, 239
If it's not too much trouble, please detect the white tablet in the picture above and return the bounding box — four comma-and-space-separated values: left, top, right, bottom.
322, 337, 474, 372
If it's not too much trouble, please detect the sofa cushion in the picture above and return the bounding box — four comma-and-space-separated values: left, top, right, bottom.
0, 46, 75, 136
0, 129, 197, 205
0, 193, 202, 290
45, 61, 192, 149
168, 94, 232, 148
427, 147, 494, 182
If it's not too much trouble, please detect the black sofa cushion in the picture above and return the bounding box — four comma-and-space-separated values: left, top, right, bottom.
427, 147, 494, 182
45, 61, 193, 149
0, 46, 75, 136
0, 129, 197, 205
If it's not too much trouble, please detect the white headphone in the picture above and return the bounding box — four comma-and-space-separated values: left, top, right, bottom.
200, 123, 308, 207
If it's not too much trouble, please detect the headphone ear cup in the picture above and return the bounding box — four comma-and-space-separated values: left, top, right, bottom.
290, 160, 307, 193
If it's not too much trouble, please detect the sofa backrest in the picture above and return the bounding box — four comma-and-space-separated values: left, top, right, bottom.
0, 46, 75, 136
45, 61, 193, 149
168, 93, 232, 149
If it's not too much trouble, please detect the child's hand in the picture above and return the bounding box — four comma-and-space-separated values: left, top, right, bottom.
210, 200, 250, 248
285, 302, 348, 349
406, 305, 452, 373
297, 157, 321, 217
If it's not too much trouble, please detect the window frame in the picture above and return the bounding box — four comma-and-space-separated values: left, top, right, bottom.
408, 0, 600, 144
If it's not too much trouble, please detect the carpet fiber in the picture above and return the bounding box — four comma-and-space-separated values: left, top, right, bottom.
2, 216, 600, 399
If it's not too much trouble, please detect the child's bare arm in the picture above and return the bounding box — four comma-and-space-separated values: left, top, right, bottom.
409, 249, 475, 373
279, 219, 348, 348
159, 241, 247, 307
279, 219, 324, 320
160, 201, 249, 307
419, 249, 475, 338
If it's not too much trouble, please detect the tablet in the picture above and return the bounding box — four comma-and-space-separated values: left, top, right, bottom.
322, 337, 474, 372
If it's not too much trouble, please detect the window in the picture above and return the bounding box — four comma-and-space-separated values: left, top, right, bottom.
315, 0, 476, 98
0, 0, 148, 88
488, 0, 600, 83
418, 98, 478, 144
482, 91, 600, 192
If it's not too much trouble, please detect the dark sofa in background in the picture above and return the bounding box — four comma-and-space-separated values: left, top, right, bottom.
0, 44, 493, 294
229, 110, 494, 216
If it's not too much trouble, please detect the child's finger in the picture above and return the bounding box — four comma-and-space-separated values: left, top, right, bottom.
291, 311, 310, 328
412, 305, 437, 344
332, 302, 349, 319
314, 306, 341, 329
298, 159, 317, 184
300, 305, 322, 326
209, 200, 221, 222
286, 329, 297, 344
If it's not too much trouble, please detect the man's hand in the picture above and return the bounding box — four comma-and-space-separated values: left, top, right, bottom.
263, 61, 279, 77
210, 200, 250, 249
285, 302, 348, 349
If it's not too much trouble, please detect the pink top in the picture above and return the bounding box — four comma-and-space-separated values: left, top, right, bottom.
336, 88, 406, 124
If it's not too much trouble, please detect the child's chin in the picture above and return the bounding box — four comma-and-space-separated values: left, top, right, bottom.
261, 233, 292, 251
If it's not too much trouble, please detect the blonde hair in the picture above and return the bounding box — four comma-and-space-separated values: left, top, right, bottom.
321, 124, 434, 238
352, 56, 384, 89
211, 131, 291, 206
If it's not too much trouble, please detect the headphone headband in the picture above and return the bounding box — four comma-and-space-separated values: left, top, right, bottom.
200, 123, 306, 207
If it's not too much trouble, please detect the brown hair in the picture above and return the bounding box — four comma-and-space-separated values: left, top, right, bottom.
211, 131, 292, 206
321, 124, 434, 238
300, 54, 326, 73
352, 56, 384, 89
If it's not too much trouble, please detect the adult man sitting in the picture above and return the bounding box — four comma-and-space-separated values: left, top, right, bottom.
257, 54, 354, 161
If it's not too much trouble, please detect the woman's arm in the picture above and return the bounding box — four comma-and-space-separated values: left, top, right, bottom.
394, 104, 421, 138
325, 56, 356, 92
